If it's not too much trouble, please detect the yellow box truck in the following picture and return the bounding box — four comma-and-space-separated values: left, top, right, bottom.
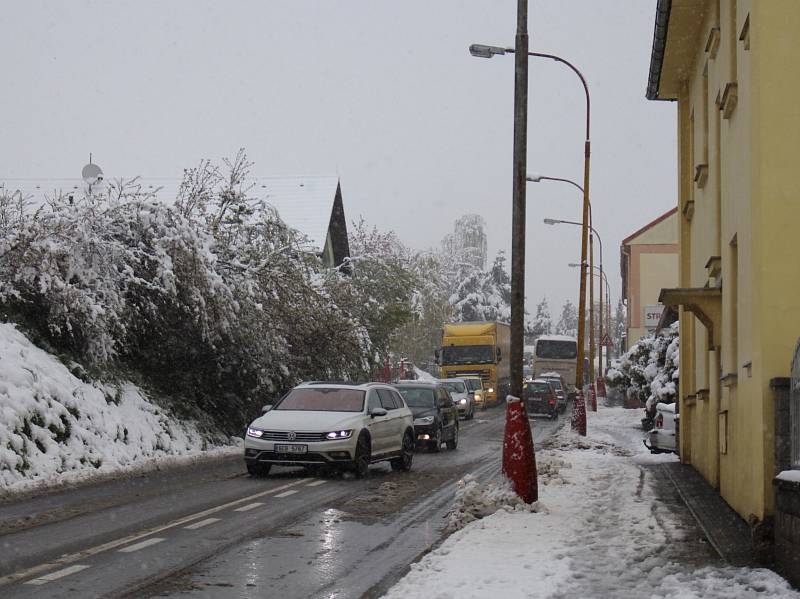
437, 321, 511, 405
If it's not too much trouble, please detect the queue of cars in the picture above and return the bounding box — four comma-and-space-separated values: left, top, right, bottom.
522, 371, 568, 420
243, 376, 487, 479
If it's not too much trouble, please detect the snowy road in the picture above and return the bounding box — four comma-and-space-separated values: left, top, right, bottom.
0, 404, 563, 598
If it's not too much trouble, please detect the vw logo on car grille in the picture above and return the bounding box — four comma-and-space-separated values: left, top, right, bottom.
287, 431, 297, 441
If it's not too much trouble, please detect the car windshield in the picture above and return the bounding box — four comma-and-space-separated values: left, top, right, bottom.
442, 381, 466, 394
536, 340, 578, 359
397, 388, 435, 408
275, 388, 365, 412
525, 382, 551, 394
440, 345, 494, 365
464, 379, 482, 391
545, 379, 564, 391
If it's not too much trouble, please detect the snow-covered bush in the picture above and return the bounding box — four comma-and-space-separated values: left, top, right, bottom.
0, 152, 372, 431
605, 322, 679, 407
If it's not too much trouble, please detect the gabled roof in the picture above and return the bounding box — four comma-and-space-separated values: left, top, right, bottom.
621, 207, 678, 246
2, 175, 343, 255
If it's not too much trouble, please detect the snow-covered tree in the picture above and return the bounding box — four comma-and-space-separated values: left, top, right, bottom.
441, 214, 488, 271
605, 322, 679, 407
530, 298, 553, 338
449, 252, 511, 323
612, 299, 626, 358
555, 300, 579, 338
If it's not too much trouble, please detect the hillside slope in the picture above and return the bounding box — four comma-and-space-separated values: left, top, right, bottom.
0, 323, 237, 494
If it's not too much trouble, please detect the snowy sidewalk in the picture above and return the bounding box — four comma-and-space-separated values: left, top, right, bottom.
382, 407, 799, 599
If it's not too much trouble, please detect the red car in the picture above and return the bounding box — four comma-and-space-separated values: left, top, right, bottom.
523, 379, 558, 419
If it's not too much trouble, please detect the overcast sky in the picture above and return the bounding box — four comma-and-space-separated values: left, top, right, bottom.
2, 0, 676, 319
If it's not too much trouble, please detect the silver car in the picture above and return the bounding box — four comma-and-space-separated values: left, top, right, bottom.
438, 378, 475, 420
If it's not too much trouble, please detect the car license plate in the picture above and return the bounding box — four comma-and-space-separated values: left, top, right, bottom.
274, 444, 307, 454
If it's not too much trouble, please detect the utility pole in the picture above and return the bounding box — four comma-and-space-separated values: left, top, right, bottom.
510, 0, 529, 401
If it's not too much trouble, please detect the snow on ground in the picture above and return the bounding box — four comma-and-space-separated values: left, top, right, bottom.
0, 323, 238, 496
383, 406, 799, 599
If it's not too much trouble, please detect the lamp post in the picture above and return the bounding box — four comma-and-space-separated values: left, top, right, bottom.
527, 174, 599, 392
544, 217, 605, 391
469, 43, 592, 435
570, 262, 611, 376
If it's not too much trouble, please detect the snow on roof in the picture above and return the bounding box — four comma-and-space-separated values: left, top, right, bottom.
537, 335, 577, 342
256, 176, 340, 251
3, 175, 341, 253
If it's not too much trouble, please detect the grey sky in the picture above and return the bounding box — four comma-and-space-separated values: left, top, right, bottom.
2, 0, 675, 318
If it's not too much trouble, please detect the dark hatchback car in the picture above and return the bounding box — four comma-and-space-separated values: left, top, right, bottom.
394, 382, 459, 452
523, 379, 558, 420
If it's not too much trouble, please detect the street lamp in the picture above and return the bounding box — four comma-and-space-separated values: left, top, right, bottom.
544, 217, 606, 389
470, 45, 592, 435
569, 262, 612, 374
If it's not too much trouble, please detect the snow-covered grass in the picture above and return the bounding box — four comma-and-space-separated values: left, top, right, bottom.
383, 406, 799, 599
0, 323, 238, 496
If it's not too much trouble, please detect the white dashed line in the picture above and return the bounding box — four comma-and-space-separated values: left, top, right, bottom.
118, 538, 165, 553
274, 489, 298, 498
306, 480, 327, 487
183, 518, 221, 530
234, 502, 264, 512
25, 565, 90, 585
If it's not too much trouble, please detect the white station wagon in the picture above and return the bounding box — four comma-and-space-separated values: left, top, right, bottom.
244, 382, 415, 478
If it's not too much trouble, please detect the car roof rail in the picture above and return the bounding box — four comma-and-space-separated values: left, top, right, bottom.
302, 380, 380, 386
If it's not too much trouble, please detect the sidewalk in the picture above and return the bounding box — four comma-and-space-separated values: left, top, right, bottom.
382, 406, 798, 599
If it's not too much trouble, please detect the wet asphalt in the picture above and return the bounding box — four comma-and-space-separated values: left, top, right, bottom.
0, 405, 564, 599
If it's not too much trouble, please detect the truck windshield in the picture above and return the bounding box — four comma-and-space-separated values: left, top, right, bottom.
441, 345, 494, 365
535, 340, 577, 360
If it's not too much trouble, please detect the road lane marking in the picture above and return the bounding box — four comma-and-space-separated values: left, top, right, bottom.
0, 477, 311, 587
24, 565, 90, 586
274, 489, 298, 498
118, 538, 165, 553
306, 480, 327, 487
184, 518, 221, 530
234, 502, 264, 512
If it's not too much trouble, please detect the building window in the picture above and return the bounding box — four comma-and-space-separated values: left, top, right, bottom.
729, 236, 738, 374
792, 345, 800, 468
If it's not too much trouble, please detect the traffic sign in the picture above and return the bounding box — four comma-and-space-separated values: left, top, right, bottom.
600, 334, 614, 347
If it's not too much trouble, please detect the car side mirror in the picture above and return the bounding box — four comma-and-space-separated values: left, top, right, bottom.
370, 407, 388, 418
496, 346, 502, 362
262, 404, 273, 413
434, 349, 441, 365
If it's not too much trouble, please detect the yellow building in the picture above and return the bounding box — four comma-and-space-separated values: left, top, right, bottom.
647, 0, 800, 532
620, 208, 679, 350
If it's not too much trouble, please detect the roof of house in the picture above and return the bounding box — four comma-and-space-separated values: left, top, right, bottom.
2, 174, 342, 254
621, 207, 678, 246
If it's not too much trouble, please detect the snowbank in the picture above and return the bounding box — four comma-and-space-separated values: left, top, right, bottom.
383, 406, 799, 599
0, 323, 237, 495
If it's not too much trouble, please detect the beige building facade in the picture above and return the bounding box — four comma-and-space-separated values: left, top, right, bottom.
647, 0, 800, 530
620, 209, 679, 350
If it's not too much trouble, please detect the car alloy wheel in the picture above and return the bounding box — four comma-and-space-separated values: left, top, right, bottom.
446, 424, 459, 450
354, 433, 371, 479
391, 431, 414, 472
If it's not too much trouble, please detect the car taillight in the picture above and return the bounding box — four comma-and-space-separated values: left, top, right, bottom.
549, 400, 555, 405
655, 413, 664, 428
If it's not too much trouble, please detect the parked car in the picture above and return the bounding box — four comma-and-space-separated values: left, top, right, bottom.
461, 376, 486, 410
244, 382, 415, 478
394, 381, 459, 451
522, 378, 558, 419
540, 371, 567, 413
438, 378, 475, 419
644, 402, 678, 454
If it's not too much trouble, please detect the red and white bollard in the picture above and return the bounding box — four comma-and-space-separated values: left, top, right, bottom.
502, 396, 538, 503
571, 389, 587, 436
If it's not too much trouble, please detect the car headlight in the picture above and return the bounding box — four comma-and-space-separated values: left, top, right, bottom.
414, 416, 434, 425
325, 430, 353, 440
487, 387, 494, 393
474, 393, 481, 401
459, 398, 467, 405
246, 427, 264, 438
